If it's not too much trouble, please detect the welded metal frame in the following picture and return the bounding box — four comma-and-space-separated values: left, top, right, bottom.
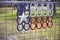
0, 1, 60, 31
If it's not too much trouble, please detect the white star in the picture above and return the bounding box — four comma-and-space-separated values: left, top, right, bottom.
18, 12, 28, 23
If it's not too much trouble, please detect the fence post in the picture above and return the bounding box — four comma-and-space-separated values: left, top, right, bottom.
51, 0, 56, 15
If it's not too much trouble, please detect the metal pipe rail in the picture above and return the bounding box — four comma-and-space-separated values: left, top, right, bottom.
0, 1, 60, 4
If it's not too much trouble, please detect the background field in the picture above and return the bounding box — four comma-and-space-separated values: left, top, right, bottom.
0, 7, 60, 40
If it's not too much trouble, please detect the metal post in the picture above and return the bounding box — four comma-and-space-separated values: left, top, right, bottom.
51, 0, 56, 15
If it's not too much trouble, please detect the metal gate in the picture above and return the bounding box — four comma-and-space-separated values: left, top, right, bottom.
0, 1, 60, 40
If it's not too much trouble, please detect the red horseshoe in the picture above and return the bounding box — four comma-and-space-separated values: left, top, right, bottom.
30, 17, 36, 30
40, 16, 47, 29
36, 17, 41, 29
30, 17, 41, 30
35, 17, 41, 29
46, 16, 53, 28
34, 17, 37, 28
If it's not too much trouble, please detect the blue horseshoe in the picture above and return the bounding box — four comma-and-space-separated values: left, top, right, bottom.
22, 3, 30, 31
23, 3, 31, 31
24, 17, 30, 31
16, 3, 31, 31
17, 24, 23, 31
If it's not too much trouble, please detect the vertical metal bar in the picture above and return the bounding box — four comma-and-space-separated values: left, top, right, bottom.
51, 0, 56, 15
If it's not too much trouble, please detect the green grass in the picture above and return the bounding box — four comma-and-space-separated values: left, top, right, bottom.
0, 8, 60, 20
0, 7, 60, 40
56, 10, 60, 14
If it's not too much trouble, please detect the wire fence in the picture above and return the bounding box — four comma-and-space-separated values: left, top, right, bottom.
0, 1, 60, 40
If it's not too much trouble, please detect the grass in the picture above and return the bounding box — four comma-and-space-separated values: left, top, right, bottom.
0, 7, 60, 40
0, 8, 60, 20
